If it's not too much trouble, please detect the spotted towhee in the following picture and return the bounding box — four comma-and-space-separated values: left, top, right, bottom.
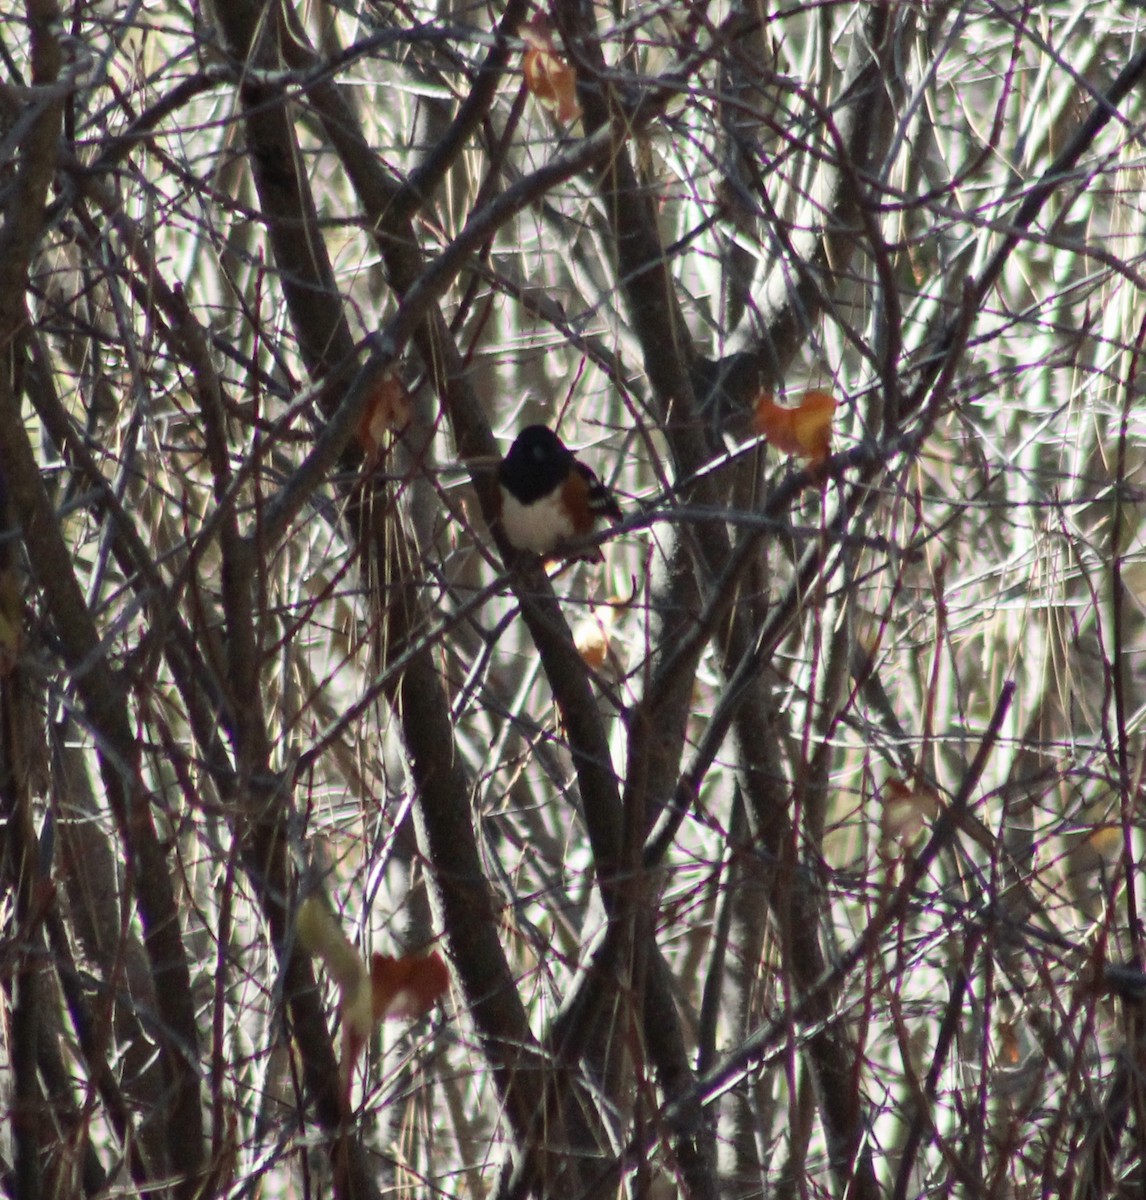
497, 425, 622, 562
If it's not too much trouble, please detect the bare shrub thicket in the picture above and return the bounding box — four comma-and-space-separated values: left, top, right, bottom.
3, 2, 1146, 1198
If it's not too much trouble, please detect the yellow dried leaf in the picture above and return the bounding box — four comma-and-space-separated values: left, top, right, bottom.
296, 896, 365, 992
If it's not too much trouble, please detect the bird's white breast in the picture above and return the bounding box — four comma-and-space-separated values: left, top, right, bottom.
499, 485, 575, 555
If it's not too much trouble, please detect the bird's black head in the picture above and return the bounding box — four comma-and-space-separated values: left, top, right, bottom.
498, 425, 574, 503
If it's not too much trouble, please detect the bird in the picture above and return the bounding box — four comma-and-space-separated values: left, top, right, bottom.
496, 425, 622, 562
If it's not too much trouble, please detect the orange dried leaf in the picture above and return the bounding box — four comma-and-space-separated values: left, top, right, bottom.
755, 389, 837, 464
521, 18, 580, 124
575, 620, 610, 671
791, 389, 836, 463
523, 47, 581, 123
880, 777, 941, 847
356, 372, 411, 459
370, 951, 449, 1021
755, 393, 798, 453
997, 1018, 1021, 1066
574, 607, 622, 678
